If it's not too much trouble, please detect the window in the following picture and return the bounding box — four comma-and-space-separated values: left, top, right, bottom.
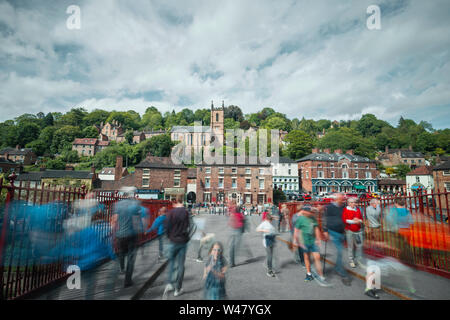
330, 163, 334, 168
342, 164, 348, 169
232, 178, 237, 188
259, 168, 264, 175
354, 164, 358, 168
216, 113, 219, 122
219, 178, 224, 188
318, 164, 322, 168
443, 170, 450, 176
174, 178, 180, 187
231, 167, 237, 174
365, 165, 369, 169
318, 171, 324, 178
274, 169, 278, 175
366, 172, 372, 179
204, 192, 211, 202
205, 167, 211, 174
289, 185, 292, 190
418, 159, 422, 164
143, 169, 150, 175
142, 178, 149, 187
306, 171, 309, 179
342, 171, 348, 179
174, 170, 181, 177
259, 179, 264, 189
246, 179, 251, 189
411, 160, 415, 164
219, 167, 224, 174
445, 182, 450, 192
288, 169, 291, 175
404, 160, 407, 163
355, 172, 359, 179
245, 168, 251, 175
331, 171, 335, 178
205, 178, 210, 188
416, 176, 420, 183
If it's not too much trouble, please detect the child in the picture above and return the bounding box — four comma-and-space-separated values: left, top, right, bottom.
145, 207, 167, 260
203, 242, 228, 300
256, 214, 278, 277
293, 206, 331, 287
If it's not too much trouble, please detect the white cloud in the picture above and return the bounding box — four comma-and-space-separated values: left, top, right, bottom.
0, 0, 449, 128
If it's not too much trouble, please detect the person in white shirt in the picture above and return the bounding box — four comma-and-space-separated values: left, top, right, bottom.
256, 214, 278, 277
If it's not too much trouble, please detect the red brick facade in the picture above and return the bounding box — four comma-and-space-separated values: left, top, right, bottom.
196, 164, 273, 205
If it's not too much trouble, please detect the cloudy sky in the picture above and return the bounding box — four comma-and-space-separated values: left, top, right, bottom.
0, 0, 449, 128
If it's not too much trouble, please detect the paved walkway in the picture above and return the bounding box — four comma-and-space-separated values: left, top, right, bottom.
33, 212, 450, 300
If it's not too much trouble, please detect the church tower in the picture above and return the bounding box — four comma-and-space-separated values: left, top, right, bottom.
210, 100, 224, 146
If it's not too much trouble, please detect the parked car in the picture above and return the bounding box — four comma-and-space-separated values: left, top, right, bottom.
303, 193, 312, 201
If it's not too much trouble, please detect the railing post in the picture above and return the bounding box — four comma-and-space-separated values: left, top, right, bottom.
0, 172, 17, 300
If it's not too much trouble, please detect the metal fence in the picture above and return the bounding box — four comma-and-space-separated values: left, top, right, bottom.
281, 190, 450, 278
0, 174, 172, 300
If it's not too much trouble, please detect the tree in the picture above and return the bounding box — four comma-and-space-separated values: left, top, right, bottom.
139, 134, 175, 158
224, 105, 244, 122
51, 125, 82, 154
385, 167, 395, 176
357, 114, 390, 137
273, 189, 286, 205
17, 122, 40, 147
82, 126, 99, 139
125, 130, 134, 144
60, 150, 79, 163
284, 130, 314, 160
298, 118, 318, 135
25, 140, 47, 156
83, 109, 110, 126
239, 120, 251, 130
262, 116, 289, 131
59, 108, 88, 127
106, 111, 140, 130
317, 127, 377, 158
43, 113, 54, 127
394, 164, 411, 179
45, 158, 66, 170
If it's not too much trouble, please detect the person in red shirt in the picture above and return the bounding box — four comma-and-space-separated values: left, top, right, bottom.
228, 200, 252, 267
342, 197, 364, 268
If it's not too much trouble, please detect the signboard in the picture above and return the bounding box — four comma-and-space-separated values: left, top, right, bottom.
164, 188, 185, 195
136, 189, 160, 194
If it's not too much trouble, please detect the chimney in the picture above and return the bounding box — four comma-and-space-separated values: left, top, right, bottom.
312, 148, 319, 153
323, 148, 331, 154
335, 149, 342, 154
346, 149, 354, 155
40, 165, 46, 171
115, 156, 123, 181
91, 166, 96, 174
65, 165, 74, 171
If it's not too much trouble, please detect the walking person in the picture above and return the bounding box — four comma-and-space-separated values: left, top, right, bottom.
343, 197, 364, 268
290, 205, 305, 267
163, 197, 190, 299
256, 214, 278, 277
322, 193, 351, 283
365, 199, 382, 244
203, 241, 228, 300
145, 207, 167, 260
111, 187, 145, 288
293, 206, 331, 287
228, 200, 252, 267
281, 204, 291, 232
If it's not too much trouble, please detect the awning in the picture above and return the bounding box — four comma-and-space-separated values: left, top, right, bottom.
164, 188, 185, 195
354, 185, 366, 190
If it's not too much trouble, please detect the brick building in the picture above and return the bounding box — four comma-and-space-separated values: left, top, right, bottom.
0, 158, 22, 174
96, 121, 124, 142
433, 160, 450, 193
0, 147, 37, 165
98, 154, 188, 200
297, 149, 378, 194
72, 138, 110, 157
377, 146, 425, 169
196, 157, 273, 206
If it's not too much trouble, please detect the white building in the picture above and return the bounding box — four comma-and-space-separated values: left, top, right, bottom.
272, 157, 299, 194
406, 166, 434, 194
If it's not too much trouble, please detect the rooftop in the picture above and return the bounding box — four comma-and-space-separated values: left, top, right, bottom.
135, 156, 187, 169
297, 152, 374, 163
171, 126, 211, 133
73, 138, 97, 145
16, 170, 95, 181
407, 166, 433, 176
433, 160, 450, 171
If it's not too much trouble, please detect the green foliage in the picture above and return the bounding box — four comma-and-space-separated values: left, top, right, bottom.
45, 158, 66, 170
82, 126, 99, 138
58, 108, 88, 127
139, 134, 175, 158
106, 111, 141, 130
83, 109, 110, 126
317, 127, 376, 158
284, 130, 314, 160
51, 125, 82, 154
273, 189, 286, 205
60, 150, 79, 163
394, 164, 411, 179
25, 140, 47, 156
224, 105, 244, 122
125, 130, 134, 144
